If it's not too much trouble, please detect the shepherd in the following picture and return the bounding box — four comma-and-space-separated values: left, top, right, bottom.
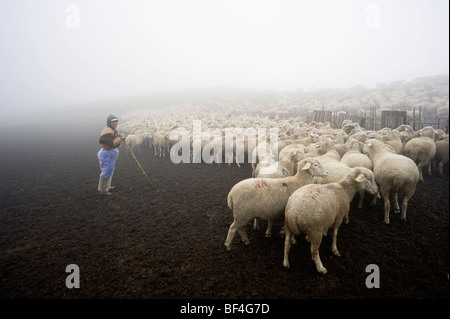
97, 114, 125, 195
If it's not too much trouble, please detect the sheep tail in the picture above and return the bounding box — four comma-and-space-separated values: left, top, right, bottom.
227, 193, 233, 210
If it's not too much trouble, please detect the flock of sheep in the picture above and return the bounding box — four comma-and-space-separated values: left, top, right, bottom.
118, 106, 448, 274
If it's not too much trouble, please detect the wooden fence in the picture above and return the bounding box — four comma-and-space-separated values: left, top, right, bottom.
381, 110, 407, 129
312, 110, 332, 123
297, 108, 447, 132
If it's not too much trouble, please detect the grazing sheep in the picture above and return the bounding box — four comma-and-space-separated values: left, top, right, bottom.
283, 167, 378, 273
363, 139, 419, 224
403, 126, 437, 182
224, 158, 328, 250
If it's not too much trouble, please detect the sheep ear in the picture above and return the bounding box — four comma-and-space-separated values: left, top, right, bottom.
355, 174, 365, 182
302, 162, 311, 170
367, 142, 373, 147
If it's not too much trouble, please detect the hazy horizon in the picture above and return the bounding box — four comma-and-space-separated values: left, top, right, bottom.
1, 0, 449, 115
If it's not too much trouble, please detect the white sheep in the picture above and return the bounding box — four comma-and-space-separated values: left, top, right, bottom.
125, 134, 146, 152
224, 158, 328, 250
271, 139, 300, 157
403, 126, 437, 182
341, 138, 373, 170
227, 136, 255, 168
312, 144, 358, 223
434, 137, 449, 176
321, 138, 342, 161
313, 151, 351, 185
153, 133, 169, 157
253, 149, 304, 234
340, 138, 374, 208
297, 133, 322, 147
363, 139, 419, 224
382, 130, 403, 154
256, 149, 304, 178
251, 139, 273, 177
283, 167, 378, 273
278, 144, 305, 162
303, 142, 327, 159
253, 153, 277, 177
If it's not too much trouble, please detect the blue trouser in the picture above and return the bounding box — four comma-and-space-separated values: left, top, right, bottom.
98, 148, 119, 179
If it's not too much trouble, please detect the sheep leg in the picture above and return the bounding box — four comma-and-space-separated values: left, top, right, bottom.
331, 227, 341, 257
371, 191, 378, 206
231, 153, 241, 167
265, 220, 273, 237
438, 160, 446, 176
401, 195, 411, 221
224, 221, 238, 250
309, 233, 327, 274
417, 163, 424, 182
381, 188, 391, 224
393, 193, 400, 213
357, 190, 365, 209
283, 225, 293, 268
280, 225, 297, 244
253, 218, 260, 230
237, 227, 250, 245
427, 161, 432, 176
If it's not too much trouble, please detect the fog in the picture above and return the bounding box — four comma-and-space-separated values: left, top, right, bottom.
0, 0, 449, 117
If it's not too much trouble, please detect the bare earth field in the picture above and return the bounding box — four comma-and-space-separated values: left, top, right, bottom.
0, 122, 448, 314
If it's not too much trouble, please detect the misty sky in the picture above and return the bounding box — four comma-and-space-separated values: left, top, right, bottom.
0, 0, 449, 115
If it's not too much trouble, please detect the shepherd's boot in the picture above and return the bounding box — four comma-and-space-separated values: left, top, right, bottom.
106, 178, 115, 191
98, 177, 112, 195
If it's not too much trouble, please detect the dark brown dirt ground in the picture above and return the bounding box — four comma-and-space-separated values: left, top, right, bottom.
0, 122, 448, 312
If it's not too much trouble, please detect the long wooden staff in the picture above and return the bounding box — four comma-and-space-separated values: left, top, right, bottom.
120, 137, 154, 188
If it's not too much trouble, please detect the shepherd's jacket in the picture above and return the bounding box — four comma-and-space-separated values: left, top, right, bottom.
99, 127, 122, 150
